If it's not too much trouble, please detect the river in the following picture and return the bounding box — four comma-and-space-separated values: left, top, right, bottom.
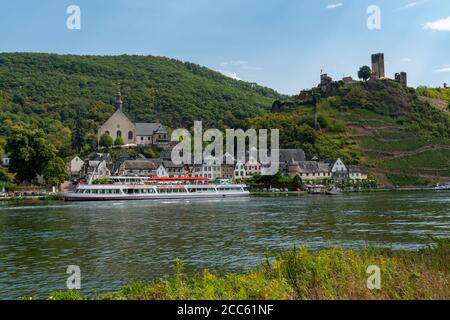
0, 191, 449, 299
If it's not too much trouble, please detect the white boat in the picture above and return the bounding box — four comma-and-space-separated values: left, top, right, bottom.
325, 187, 342, 195
434, 182, 450, 191
61, 176, 250, 201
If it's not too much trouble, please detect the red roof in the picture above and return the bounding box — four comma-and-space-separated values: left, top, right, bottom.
146, 176, 209, 181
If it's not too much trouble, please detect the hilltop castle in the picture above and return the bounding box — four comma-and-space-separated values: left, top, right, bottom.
371, 53, 407, 86
98, 91, 170, 148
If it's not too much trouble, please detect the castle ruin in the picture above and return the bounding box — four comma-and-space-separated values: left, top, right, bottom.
371, 53, 385, 80
395, 72, 407, 86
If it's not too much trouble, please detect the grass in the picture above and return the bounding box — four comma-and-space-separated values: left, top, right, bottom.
377, 149, 450, 177
42, 241, 449, 300
356, 136, 450, 152
387, 174, 431, 187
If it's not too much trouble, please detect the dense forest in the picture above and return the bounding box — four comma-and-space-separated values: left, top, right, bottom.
0, 53, 280, 156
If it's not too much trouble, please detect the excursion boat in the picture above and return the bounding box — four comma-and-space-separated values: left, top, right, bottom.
61, 176, 250, 201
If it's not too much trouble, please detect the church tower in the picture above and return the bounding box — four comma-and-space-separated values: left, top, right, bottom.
115, 90, 123, 112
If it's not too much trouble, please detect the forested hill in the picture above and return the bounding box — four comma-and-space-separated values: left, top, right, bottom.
0, 52, 280, 139
244, 80, 450, 186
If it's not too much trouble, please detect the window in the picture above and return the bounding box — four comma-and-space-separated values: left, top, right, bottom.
105, 131, 110, 135
117, 130, 122, 138
141, 136, 144, 141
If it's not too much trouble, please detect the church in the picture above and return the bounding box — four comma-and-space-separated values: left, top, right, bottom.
98, 92, 170, 147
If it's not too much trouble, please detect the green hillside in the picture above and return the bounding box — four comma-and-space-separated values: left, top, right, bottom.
244, 80, 450, 186
0, 53, 280, 154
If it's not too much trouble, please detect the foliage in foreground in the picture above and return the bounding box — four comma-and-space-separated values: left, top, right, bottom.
46, 241, 449, 300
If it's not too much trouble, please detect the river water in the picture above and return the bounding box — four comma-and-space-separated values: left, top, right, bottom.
0, 192, 449, 299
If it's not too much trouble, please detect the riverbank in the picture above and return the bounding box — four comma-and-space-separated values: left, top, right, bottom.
44, 240, 449, 300
0, 194, 63, 202
250, 188, 438, 197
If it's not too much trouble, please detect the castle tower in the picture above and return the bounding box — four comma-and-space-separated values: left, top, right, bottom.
115, 90, 123, 112
371, 53, 385, 80
395, 72, 407, 86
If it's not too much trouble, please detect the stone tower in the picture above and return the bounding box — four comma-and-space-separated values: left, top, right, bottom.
115, 90, 123, 112
395, 72, 407, 86
371, 53, 385, 80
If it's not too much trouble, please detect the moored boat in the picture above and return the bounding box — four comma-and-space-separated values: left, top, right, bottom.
434, 182, 450, 191
325, 187, 342, 195
61, 176, 249, 201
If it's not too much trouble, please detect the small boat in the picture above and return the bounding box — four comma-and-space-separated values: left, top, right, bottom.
434, 182, 450, 191
326, 187, 342, 195
307, 185, 326, 195
61, 176, 249, 201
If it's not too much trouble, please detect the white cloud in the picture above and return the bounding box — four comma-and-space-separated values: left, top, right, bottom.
401, 57, 413, 63
220, 60, 263, 72
423, 16, 450, 31
401, 2, 418, 10
220, 70, 241, 80
435, 66, 450, 73
397, 0, 429, 11
326, 3, 343, 9
220, 60, 248, 67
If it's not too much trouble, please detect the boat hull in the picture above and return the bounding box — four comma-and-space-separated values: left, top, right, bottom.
61, 192, 250, 201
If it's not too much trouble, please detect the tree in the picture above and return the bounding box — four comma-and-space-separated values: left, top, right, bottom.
293, 175, 303, 187
42, 156, 69, 186
358, 66, 372, 81
6, 125, 59, 182
114, 136, 124, 146
0, 137, 5, 159
99, 134, 113, 148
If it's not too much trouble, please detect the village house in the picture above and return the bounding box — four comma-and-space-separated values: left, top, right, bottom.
288, 161, 332, 180
348, 165, 369, 180
234, 161, 246, 180
220, 164, 235, 179
98, 91, 170, 148
276, 149, 307, 175
327, 158, 348, 179
147, 159, 187, 177
1, 154, 10, 167
81, 153, 113, 179
117, 160, 157, 177
288, 157, 368, 181
190, 156, 221, 180
69, 156, 84, 178
245, 156, 261, 177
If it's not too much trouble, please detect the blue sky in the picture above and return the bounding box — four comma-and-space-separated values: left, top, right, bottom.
0, 0, 449, 94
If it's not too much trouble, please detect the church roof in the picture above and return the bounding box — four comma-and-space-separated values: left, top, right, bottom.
279, 149, 306, 163
135, 123, 167, 136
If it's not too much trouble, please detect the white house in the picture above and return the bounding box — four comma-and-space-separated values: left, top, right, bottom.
69, 156, 84, 177
329, 158, 348, 179
234, 161, 246, 179
1, 154, 10, 167
192, 156, 222, 180
156, 164, 169, 177
348, 166, 369, 180
245, 157, 261, 177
